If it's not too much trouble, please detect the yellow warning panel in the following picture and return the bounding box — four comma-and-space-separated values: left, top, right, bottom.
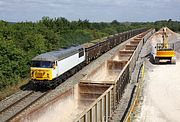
156, 50, 174, 58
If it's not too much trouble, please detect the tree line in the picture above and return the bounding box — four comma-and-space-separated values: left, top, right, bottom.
0, 17, 180, 90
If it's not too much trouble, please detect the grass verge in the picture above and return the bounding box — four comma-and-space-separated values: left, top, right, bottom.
0, 79, 30, 101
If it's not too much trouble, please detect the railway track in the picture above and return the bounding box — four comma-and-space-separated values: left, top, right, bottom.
0, 90, 48, 122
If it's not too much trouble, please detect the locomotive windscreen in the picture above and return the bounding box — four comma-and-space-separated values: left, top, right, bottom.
31, 61, 53, 68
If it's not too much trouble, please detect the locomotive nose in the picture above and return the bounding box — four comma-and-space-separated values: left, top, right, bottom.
31, 69, 52, 80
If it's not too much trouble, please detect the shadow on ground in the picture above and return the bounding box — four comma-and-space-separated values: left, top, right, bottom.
20, 81, 50, 92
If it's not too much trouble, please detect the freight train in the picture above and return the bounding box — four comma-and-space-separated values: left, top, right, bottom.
30, 28, 147, 88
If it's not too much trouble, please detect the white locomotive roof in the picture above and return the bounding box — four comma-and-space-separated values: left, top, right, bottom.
32, 46, 83, 62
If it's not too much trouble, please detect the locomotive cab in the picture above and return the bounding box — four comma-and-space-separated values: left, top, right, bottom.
31, 61, 57, 81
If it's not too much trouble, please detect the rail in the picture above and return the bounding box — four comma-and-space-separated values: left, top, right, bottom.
0, 91, 34, 114
0, 91, 49, 122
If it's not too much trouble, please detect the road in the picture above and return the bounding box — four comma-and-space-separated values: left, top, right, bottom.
136, 29, 180, 122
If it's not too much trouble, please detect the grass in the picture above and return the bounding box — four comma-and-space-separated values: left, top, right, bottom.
0, 78, 29, 101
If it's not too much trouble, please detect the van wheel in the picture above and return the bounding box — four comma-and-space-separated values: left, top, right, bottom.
155, 57, 159, 64
171, 57, 176, 64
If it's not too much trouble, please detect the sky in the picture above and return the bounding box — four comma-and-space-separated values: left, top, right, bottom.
0, 0, 180, 22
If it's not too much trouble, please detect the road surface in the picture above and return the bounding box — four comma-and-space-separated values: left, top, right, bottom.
136, 29, 180, 122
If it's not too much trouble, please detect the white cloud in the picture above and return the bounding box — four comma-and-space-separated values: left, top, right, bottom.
0, 0, 179, 22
